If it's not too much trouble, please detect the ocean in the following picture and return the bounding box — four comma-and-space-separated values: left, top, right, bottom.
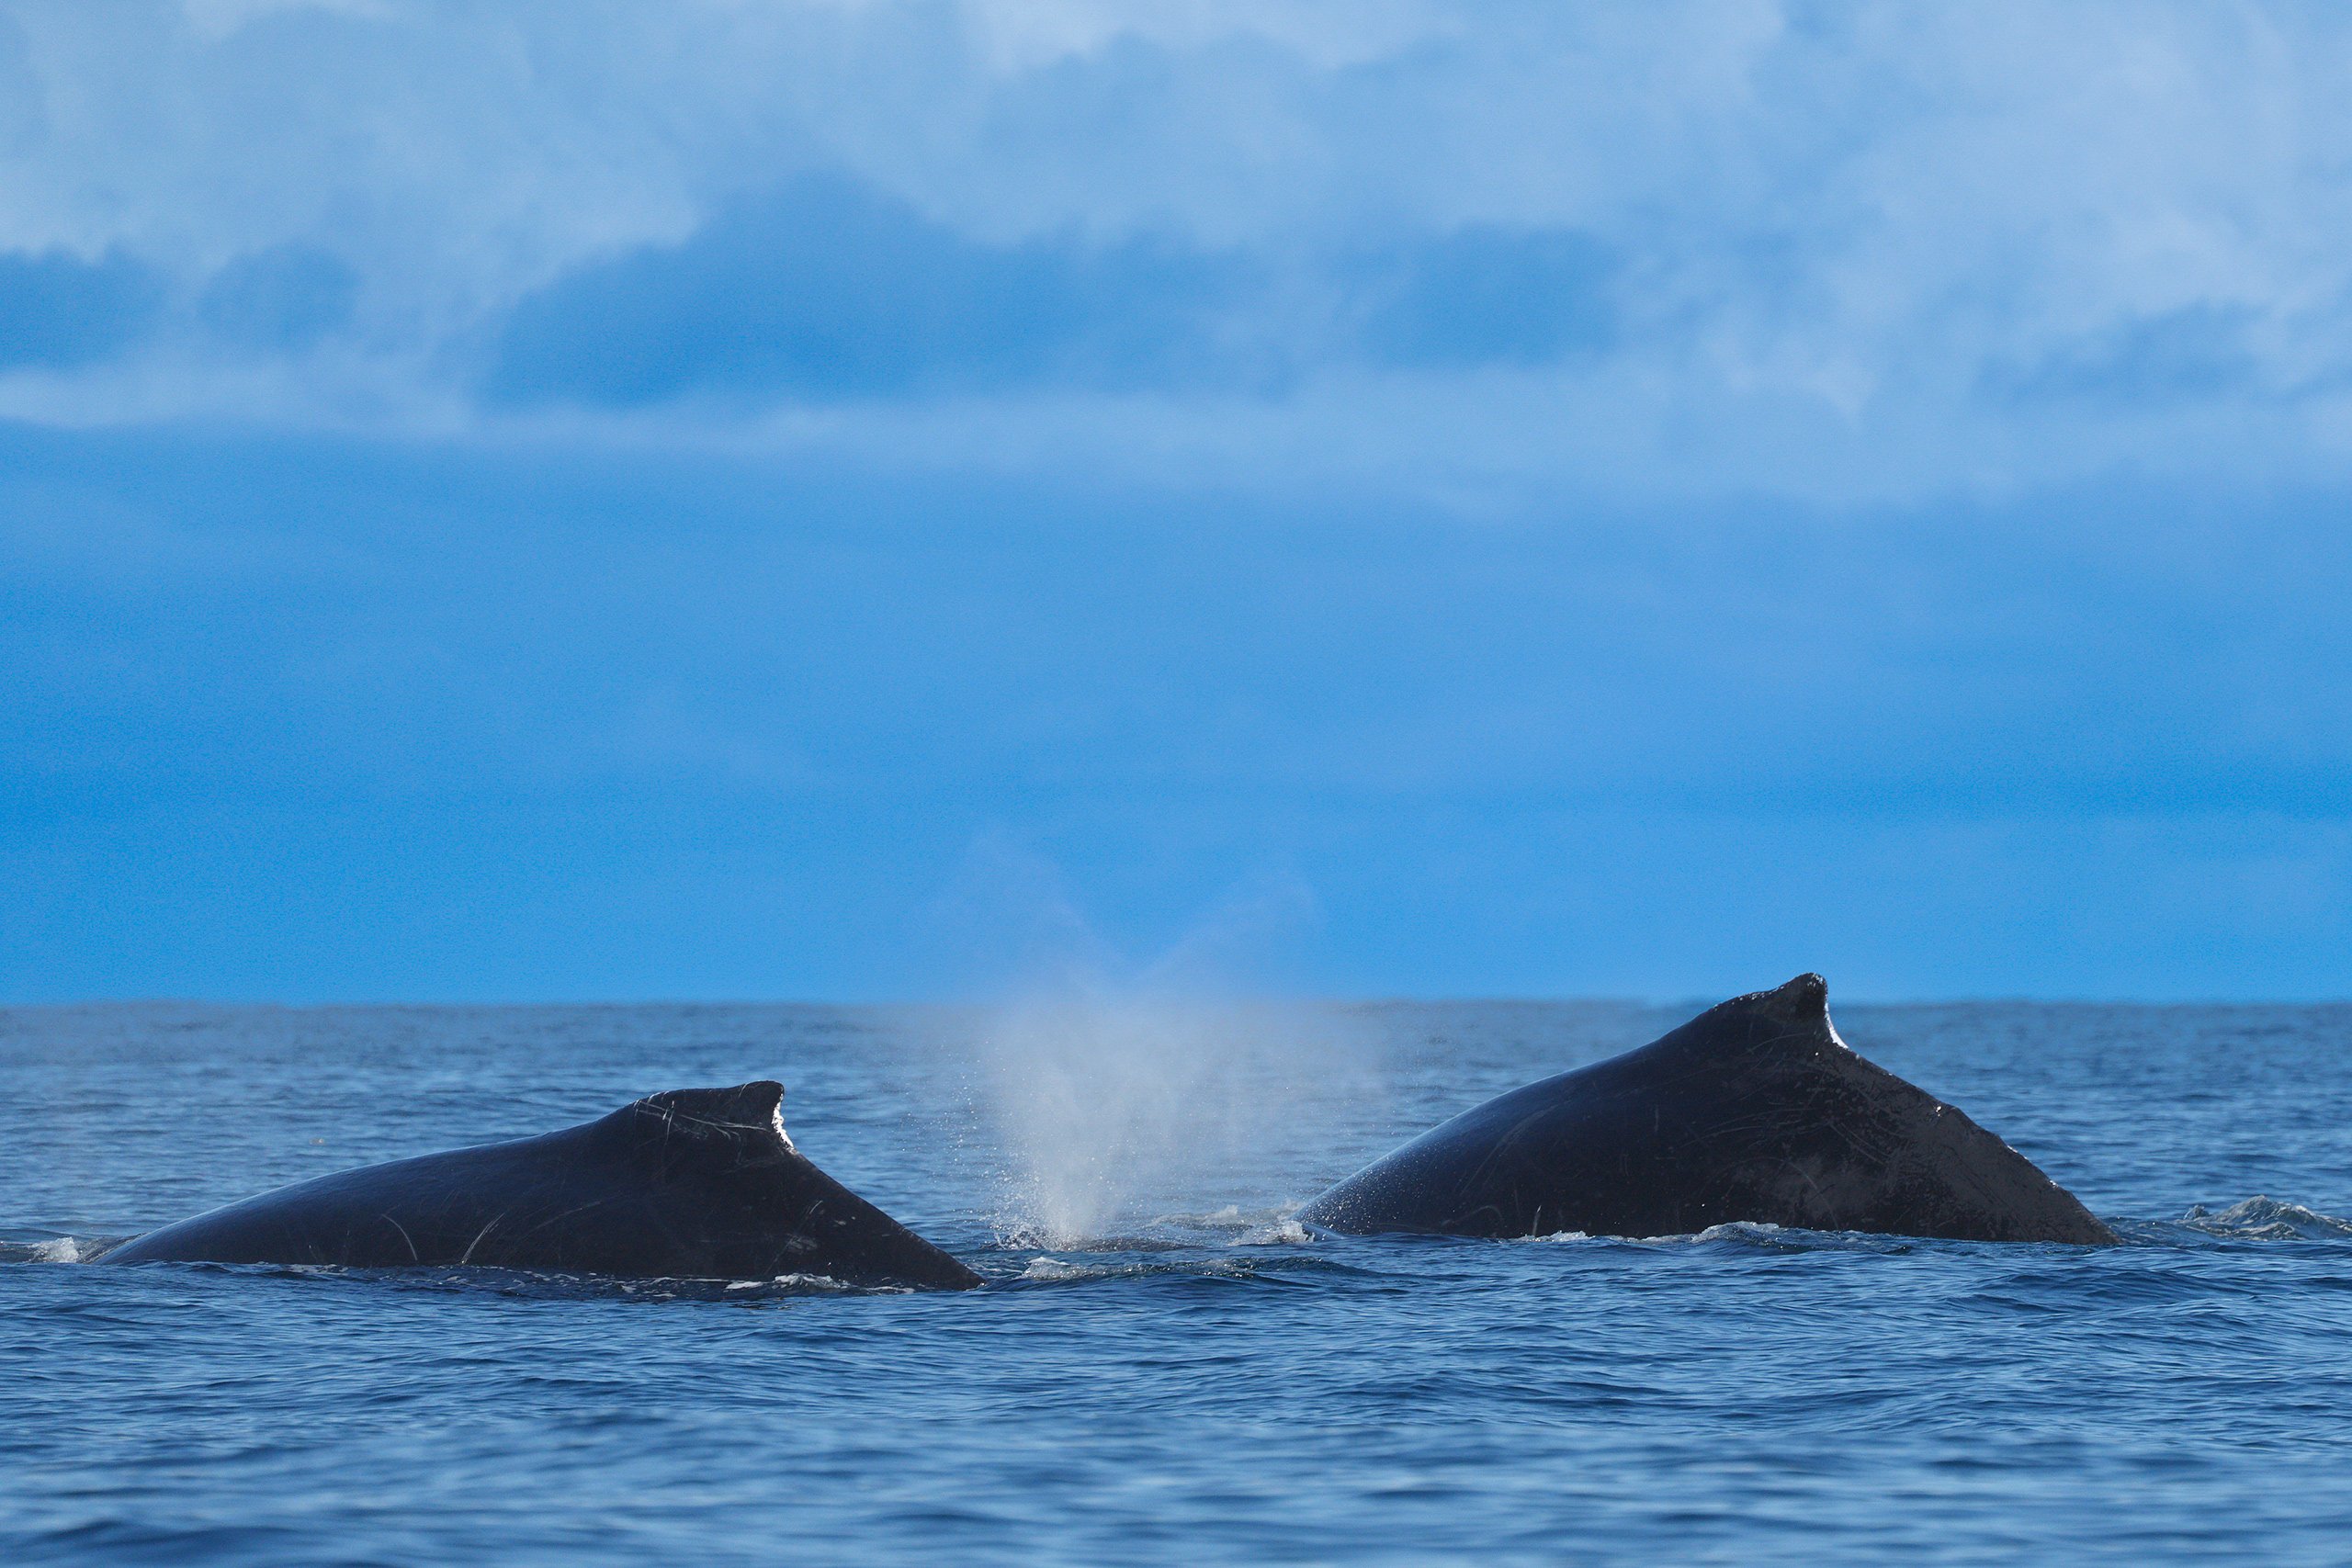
4, 996, 2348, 1564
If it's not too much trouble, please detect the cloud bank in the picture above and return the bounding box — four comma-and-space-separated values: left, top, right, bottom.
5, 1, 2352, 496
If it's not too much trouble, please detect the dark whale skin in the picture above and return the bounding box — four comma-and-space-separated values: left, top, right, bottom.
100, 1082, 982, 1289
1300, 976, 2116, 1245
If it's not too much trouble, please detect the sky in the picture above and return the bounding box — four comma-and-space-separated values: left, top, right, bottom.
4, 1, 2352, 1001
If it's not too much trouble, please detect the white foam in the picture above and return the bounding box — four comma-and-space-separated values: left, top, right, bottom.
1020, 1255, 1091, 1280
28, 1237, 82, 1263
2180, 1197, 2352, 1240
1231, 1219, 1313, 1247
1510, 1221, 1787, 1245
724, 1272, 910, 1294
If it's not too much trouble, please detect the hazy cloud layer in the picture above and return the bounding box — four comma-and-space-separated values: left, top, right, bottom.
5, 2, 2352, 494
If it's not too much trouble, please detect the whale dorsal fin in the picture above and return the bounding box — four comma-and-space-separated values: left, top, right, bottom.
630, 1081, 790, 1144
1749, 973, 1830, 1030
1687, 973, 1844, 1055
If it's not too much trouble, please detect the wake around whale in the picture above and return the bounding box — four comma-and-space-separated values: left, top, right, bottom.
99, 1081, 982, 1289
1299, 974, 2117, 1245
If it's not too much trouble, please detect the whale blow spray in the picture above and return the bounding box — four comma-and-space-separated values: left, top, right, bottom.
977, 989, 1374, 1244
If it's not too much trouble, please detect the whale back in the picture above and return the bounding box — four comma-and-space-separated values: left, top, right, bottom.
1299, 975, 2116, 1244
101, 1081, 981, 1289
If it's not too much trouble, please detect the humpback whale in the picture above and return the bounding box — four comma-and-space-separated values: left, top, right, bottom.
1300, 975, 2116, 1245
100, 1081, 982, 1289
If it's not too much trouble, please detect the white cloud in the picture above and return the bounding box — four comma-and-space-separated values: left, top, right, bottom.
3, 1, 2352, 500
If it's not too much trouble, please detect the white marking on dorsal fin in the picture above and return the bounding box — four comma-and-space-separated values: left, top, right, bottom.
636, 1081, 794, 1147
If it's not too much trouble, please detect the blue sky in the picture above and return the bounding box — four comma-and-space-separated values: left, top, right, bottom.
4, 2, 2351, 1000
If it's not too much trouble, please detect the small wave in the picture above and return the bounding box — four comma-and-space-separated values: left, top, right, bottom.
85, 1258, 926, 1301
991, 1219, 1177, 1250
995, 1206, 1307, 1250
1508, 1220, 1911, 1251
995, 1225, 1197, 1253
2177, 1197, 2352, 1241
0, 1235, 95, 1264
465, 1269, 919, 1301
1690, 1221, 1791, 1245
1003, 1251, 1366, 1287
1512, 1221, 1788, 1246
721, 1272, 881, 1294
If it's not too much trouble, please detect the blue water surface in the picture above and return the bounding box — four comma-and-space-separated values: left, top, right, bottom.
3, 998, 2349, 1564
